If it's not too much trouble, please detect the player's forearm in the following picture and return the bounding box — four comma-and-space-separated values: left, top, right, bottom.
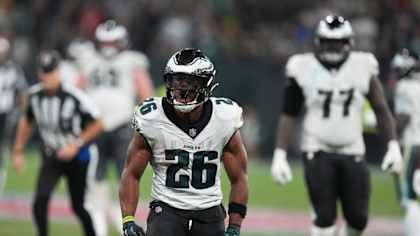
374, 105, 397, 142
276, 114, 297, 150
13, 117, 32, 153
395, 114, 410, 138
228, 176, 248, 226
119, 170, 140, 217
17, 95, 27, 112
79, 119, 103, 145
368, 77, 397, 142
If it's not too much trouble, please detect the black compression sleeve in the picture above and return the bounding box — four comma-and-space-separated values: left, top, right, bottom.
25, 102, 35, 123
282, 77, 304, 117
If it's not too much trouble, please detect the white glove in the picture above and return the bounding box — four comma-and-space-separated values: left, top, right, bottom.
381, 140, 403, 174
271, 148, 292, 185
413, 169, 420, 197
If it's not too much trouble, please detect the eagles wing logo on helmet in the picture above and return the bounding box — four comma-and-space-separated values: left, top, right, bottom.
316, 15, 353, 40
164, 48, 218, 113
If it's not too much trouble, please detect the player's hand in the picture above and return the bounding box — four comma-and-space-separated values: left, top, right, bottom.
123, 221, 145, 236
381, 140, 403, 174
12, 152, 26, 175
413, 169, 420, 197
57, 144, 80, 161
224, 224, 241, 236
271, 148, 292, 185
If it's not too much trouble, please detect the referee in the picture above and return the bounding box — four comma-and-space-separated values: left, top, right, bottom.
12, 50, 103, 236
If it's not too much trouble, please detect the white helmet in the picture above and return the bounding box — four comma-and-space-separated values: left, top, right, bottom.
391, 48, 420, 79
315, 15, 354, 66
164, 48, 217, 113
95, 20, 128, 58
67, 38, 95, 60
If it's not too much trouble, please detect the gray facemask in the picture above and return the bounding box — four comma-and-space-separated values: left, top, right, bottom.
100, 46, 119, 58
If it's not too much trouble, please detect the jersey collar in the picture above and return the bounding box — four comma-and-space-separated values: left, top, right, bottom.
162, 98, 213, 139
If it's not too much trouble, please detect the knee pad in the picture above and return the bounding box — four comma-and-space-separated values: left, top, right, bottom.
310, 224, 336, 236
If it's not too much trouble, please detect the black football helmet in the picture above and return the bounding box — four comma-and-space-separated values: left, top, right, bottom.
391, 48, 420, 79
315, 15, 354, 66
38, 50, 61, 73
163, 48, 217, 113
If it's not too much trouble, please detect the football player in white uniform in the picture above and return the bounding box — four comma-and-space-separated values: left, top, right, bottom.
0, 36, 27, 193
78, 20, 155, 236
61, 38, 96, 87
271, 15, 403, 236
391, 48, 420, 236
119, 48, 249, 236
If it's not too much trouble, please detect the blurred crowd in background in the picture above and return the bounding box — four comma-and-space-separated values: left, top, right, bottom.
1, 0, 419, 160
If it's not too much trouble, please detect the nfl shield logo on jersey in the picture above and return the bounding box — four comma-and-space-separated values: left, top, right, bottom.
189, 128, 197, 138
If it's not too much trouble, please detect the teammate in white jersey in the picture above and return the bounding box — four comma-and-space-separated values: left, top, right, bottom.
0, 36, 27, 192
391, 48, 420, 236
119, 48, 249, 236
79, 20, 155, 236
271, 15, 403, 236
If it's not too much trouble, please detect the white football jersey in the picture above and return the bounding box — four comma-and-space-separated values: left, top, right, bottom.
131, 97, 243, 210
286, 52, 379, 155
59, 60, 80, 86
79, 50, 149, 131
394, 77, 420, 145
0, 61, 27, 113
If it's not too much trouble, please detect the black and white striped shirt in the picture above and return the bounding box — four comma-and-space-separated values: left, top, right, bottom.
25, 83, 100, 150
0, 61, 27, 114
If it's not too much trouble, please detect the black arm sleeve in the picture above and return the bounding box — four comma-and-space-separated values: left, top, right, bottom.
282, 77, 304, 117
25, 101, 35, 122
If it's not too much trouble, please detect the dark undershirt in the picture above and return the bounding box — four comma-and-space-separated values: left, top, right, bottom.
162, 98, 213, 138
283, 77, 305, 117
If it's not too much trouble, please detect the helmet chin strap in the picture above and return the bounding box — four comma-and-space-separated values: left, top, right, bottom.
100, 46, 119, 58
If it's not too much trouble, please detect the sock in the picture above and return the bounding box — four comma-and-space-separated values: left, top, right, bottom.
85, 181, 110, 236
404, 200, 420, 236
339, 224, 362, 236
311, 224, 336, 236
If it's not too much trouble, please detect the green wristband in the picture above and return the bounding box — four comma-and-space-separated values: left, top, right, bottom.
122, 215, 135, 224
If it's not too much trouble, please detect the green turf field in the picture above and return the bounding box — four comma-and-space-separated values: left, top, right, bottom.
0, 219, 305, 236
0, 149, 403, 235
4, 150, 403, 215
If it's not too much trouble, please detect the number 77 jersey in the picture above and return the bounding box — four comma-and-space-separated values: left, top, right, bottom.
131, 97, 243, 210
286, 52, 379, 155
